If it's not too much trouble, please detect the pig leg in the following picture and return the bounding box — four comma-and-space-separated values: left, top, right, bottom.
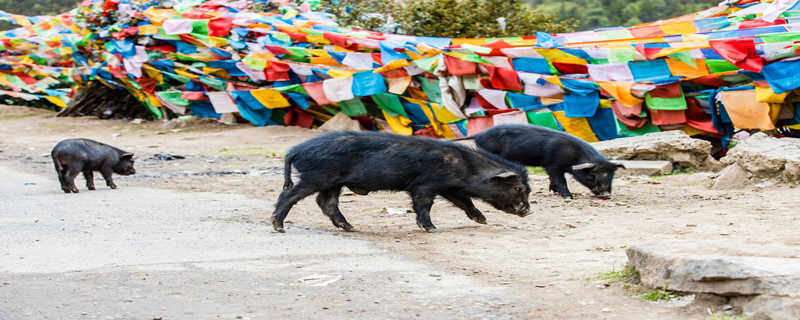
316, 187, 356, 232
439, 192, 487, 224
65, 168, 81, 193
411, 192, 437, 232
100, 166, 117, 189
271, 181, 318, 233
83, 170, 95, 190
545, 167, 572, 198
54, 161, 71, 193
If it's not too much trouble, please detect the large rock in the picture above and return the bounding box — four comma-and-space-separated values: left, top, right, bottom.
318, 112, 362, 131
627, 240, 800, 297
744, 295, 800, 320
712, 164, 751, 190
611, 160, 673, 176
627, 240, 800, 320
591, 131, 716, 169
722, 132, 800, 181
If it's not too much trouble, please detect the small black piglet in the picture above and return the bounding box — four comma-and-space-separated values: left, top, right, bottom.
51, 138, 136, 193
457, 124, 624, 199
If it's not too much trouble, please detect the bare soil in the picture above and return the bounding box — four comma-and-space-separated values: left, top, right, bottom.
2, 104, 798, 319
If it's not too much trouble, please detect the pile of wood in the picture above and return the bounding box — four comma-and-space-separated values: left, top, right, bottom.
58, 82, 155, 120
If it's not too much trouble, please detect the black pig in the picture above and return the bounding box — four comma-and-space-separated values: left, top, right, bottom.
272, 131, 531, 233
51, 138, 136, 193
459, 124, 623, 198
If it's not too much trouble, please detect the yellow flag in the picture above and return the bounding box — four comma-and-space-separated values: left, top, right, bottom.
596, 81, 643, 107
373, 59, 411, 73
143, 65, 164, 84
553, 111, 600, 142
326, 68, 355, 78
755, 86, 789, 103
251, 88, 291, 109
306, 34, 330, 44
536, 49, 587, 64
145, 92, 162, 107
138, 24, 158, 35
661, 21, 697, 35
45, 96, 67, 108
439, 124, 458, 139
419, 103, 444, 136
429, 102, 463, 123
381, 110, 413, 135
174, 69, 200, 79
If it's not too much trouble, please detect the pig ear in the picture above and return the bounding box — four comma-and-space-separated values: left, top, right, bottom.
572, 163, 596, 171
491, 171, 518, 183
120, 153, 134, 160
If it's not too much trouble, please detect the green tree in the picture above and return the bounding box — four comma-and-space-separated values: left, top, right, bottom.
0, 0, 78, 16
320, 0, 576, 37
524, 0, 720, 30
318, 0, 396, 32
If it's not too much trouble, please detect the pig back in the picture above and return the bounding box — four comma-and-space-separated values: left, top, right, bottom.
52, 138, 124, 168
475, 124, 598, 167
288, 131, 497, 191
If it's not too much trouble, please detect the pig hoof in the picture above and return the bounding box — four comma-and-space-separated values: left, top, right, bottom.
340, 224, 357, 232
88, 186, 96, 191
470, 216, 488, 224
272, 219, 285, 233
418, 223, 438, 233
108, 184, 118, 189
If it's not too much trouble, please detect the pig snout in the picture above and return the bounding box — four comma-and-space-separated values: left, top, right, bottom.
515, 202, 531, 217
592, 187, 611, 199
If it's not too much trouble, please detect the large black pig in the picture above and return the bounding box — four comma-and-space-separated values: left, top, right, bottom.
272, 131, 531, 233
460, 124, 623, 199
51, 138, 136, 193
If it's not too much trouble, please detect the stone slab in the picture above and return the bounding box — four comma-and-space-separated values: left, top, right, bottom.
611, 160, 673, 176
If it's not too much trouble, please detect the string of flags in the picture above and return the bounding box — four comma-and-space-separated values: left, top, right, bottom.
1, 0, 800, 145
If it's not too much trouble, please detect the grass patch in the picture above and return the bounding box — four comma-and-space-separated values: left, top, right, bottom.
527, 166, 547, 176
0, 113, 38, 120
595, 265, 683, 301
654, 167, 697, 178
640, 282, 678, 302
596, 265, 639, 281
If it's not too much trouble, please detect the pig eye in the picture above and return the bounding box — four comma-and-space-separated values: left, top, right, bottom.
514, 187, 523, 192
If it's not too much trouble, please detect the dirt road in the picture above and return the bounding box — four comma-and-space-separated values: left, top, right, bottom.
0, 164, 521, 319
1, 105, 799, 319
